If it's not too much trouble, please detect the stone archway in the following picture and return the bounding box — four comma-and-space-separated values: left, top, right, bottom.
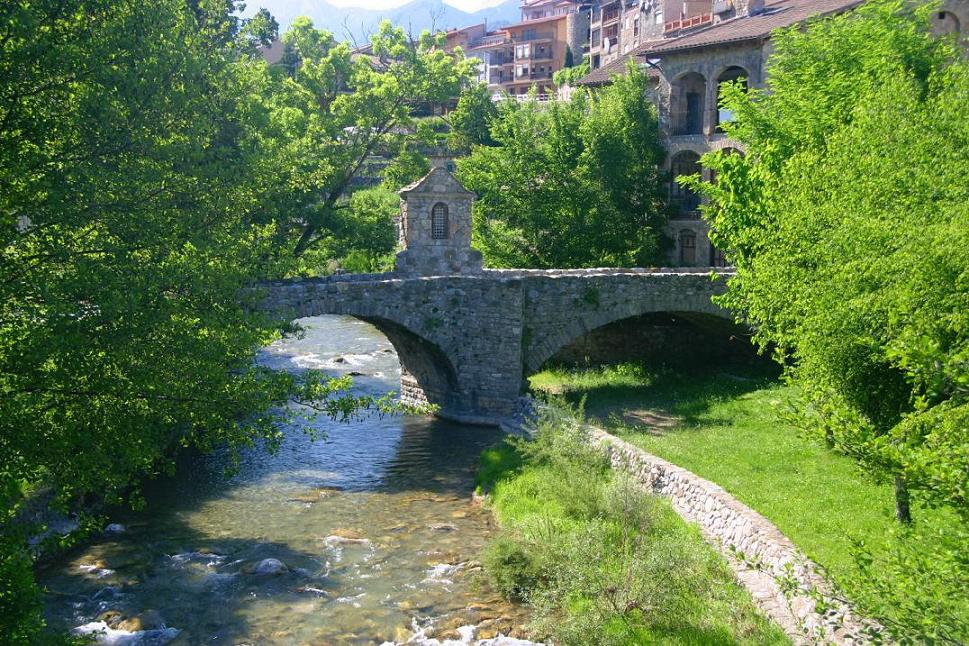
355, 316, 459, 412
536, 311, 754, 374
670, 71, 707, 135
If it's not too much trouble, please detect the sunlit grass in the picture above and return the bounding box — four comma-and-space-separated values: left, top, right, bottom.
528, 363, 964, 617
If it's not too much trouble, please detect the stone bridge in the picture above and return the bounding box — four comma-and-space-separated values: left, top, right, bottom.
256, 268, 731, 424
254, 167, 735, 425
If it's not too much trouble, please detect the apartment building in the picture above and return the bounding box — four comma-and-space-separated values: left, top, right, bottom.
587, 0, 717, 70
465, 11, 588, 97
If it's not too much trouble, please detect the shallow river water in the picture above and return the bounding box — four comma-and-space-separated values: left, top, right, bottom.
40, 316, 534, 645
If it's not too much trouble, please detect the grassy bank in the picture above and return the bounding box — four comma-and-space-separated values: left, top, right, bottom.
529, 362, 968, 640
476, 405, 789, 645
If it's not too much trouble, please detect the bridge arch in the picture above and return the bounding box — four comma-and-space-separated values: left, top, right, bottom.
520, 273, 733, 378
352, 315, 458, 411
531, 311, 751, 377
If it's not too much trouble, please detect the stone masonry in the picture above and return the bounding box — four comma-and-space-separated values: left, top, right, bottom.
395, 163, 482, 277
255, 268, 730, 424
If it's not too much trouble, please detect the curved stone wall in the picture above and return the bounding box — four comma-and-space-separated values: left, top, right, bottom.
590, 428, 883, 645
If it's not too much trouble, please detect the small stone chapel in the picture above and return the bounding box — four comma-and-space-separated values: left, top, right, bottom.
395, 167, 483, 277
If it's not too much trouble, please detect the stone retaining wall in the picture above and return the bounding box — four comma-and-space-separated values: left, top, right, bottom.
589, 428, 882, 645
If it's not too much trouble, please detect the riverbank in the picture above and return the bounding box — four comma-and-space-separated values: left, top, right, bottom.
475, 404, 789, 645
35, 316, 538, 645
528, 362, 968, 641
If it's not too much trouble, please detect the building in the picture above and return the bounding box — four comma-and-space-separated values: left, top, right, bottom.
454, 3, 588, 97
575, 0, 968, 267
587, 0, 704, 69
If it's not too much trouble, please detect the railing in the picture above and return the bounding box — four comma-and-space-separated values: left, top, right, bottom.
516, 30, 555, 42
471, 34, 510, 47
670, 195, 702, 218
517, 49, 554, 61
492, 93, 557, 103
664, 12, 713, 33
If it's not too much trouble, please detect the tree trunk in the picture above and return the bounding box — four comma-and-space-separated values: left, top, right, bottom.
894, 475, 912, 524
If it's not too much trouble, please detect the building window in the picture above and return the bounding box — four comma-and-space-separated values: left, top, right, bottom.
633, 17, 640, 37
431, 203, 449, 239
679, 230, 696, 266
670, 151, 702, 218
716, 66, 749, 131
671, 72, 707, 135
711, 246, 727, 267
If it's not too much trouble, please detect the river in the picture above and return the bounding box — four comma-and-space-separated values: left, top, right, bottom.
39, 316, 534, 645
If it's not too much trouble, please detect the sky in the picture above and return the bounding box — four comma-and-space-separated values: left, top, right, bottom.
247, 0, 510, 14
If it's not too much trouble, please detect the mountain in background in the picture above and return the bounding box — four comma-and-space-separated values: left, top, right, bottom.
248, 0, 522, 42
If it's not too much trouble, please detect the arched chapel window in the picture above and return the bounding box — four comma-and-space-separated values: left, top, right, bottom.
431, 202, 449, 239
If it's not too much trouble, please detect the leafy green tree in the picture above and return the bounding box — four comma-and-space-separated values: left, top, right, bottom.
458, 64, 666, 268
447, 83, 499, 149
690, 2, 968, 638
0, 0, 387, 637
324, 187, 400, 272
254, 18, 477, 256
382, 143, 432, 189
552, 56, 591, 87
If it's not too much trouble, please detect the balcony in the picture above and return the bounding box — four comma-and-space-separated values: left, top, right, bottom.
515, 30, 555, 42
471, 34, 510, 47
670, 195, 702, 219
516, 48, 554, 62
664, 12, 713, 33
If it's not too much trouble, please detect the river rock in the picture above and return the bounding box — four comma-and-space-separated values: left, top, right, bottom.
104, 523, 126, 535
97, 610, 124, 628
428, 523, 458, 532
250, 558, 288, 576
117, 610, 165, 632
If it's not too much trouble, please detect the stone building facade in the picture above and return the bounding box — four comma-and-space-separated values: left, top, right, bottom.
576, 0, 969, 268
395, 167, 483, 276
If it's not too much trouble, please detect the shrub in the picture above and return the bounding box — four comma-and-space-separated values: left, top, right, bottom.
482, 535, 543, 601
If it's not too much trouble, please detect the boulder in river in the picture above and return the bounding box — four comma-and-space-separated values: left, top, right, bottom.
249, 558, 288, 576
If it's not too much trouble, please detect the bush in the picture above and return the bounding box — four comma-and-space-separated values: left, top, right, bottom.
0, 533, 43, 643
482, 535, 543, 602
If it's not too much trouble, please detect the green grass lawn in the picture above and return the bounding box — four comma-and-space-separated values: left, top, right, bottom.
529, 362, 967, 638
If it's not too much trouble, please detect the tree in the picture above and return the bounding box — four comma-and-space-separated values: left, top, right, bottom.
552, 56, 590, 87
254, 19, 477, 257
689, 2, 968, 638
458, 64, 667, 268
0, 0, 381, 637
447, 83, 499, 149
693, 0, 961, 523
